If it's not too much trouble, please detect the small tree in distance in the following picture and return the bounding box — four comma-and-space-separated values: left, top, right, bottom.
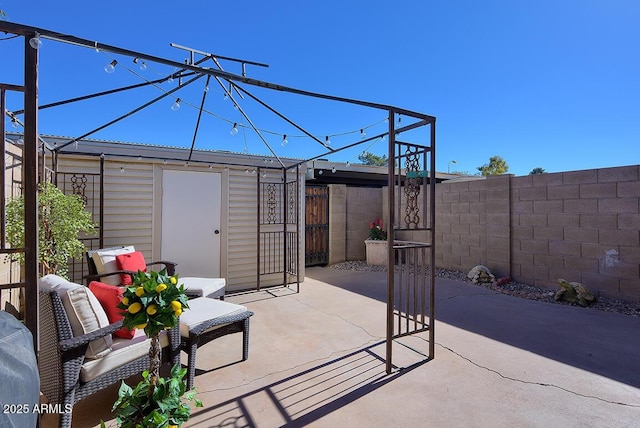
529, 167, 546, 175
477, 155, 509, 176
358, 151, 388, 166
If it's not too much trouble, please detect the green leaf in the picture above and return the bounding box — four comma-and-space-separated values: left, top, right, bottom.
4, 182, 97, 277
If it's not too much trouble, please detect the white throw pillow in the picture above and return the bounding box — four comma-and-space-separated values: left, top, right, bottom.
39, 274, 112, 359
91, 246, 135, 285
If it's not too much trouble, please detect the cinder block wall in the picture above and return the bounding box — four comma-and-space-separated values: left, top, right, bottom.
432, 166, 640, 302
327, 185, 383, 264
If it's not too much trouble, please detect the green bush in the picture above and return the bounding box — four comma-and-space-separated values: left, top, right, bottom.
5, 182, 96, 278
109, 364, 201, 428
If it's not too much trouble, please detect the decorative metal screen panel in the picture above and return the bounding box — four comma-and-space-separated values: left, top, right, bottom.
56, 168, 103, 284
257, 169, 300, 291
393, 141, 432, 231
386, 119, 436, 374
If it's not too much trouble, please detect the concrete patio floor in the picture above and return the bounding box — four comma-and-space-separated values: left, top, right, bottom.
51, 267, 640, 427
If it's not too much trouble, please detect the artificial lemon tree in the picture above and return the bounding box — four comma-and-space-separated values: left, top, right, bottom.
111, 269, 199, 427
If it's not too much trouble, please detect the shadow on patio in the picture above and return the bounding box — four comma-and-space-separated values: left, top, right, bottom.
53, 267, 640, 427
188, 341, 427, 427
306, 266, 640, 390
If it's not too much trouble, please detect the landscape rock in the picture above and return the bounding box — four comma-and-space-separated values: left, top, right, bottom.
467, 265, 495, 284
554, 279, 596, 307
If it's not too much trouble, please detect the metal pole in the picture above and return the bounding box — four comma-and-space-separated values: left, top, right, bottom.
282, 170, 287, 289
99, 155, 105, 248
386, 109, 396, 374
256, 171, 261, 291
429, 121, 436, 359
23, 32, 40, 353
296, 165, 301, 292
1, 89, 6, 251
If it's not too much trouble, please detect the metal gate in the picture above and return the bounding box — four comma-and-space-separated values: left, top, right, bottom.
257, 167, 300, 292
305, 186, 329, 266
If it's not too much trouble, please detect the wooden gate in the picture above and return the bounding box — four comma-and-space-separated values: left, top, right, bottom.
305, 186, 329, 266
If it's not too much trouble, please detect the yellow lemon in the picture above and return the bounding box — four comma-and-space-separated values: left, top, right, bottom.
135, 287, 145, 297
128, 302, 142, 314
170, 277, 177, 285
170, 300, 182, 311
146, 304, 158, 315
121, 297, 129, 306
135, 323, 148, 329
156, 283, 167, 293
174, 308, 183, 317
169, 425, 178, 428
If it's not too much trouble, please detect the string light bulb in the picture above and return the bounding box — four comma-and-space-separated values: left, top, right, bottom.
133, 57, 147, 70
346, 161, 351, 168
281, 134, 288, 147
104, 60, 118, 73
230, 123, 238, 136
332, 167, 336, 173
171, 98, 181, 111
360, 129, 366, 139
29, 32, 42, 50
325, 136, 331, 147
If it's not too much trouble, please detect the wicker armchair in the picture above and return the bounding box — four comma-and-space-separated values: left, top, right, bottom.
85, 245, 177, 285
39, 287, 180, 428
85, 246, 226, 299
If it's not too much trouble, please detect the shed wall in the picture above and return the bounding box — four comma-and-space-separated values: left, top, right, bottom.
57, 155, 305, 291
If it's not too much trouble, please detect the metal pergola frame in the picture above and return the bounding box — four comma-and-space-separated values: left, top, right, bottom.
1, 21, 436, 373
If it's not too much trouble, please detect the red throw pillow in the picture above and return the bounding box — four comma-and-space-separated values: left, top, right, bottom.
115, 251, 147, 286
88, 281, 135, 339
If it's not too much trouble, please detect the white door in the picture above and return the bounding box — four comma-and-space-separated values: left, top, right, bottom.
161, 170, 221, 277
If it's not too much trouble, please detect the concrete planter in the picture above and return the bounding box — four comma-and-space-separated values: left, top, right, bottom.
365, 239, 387, 266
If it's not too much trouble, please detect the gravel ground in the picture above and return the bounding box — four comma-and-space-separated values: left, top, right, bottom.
329, 260, 640, 318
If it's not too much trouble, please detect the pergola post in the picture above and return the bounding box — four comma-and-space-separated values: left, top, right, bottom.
23, 32, 40, 353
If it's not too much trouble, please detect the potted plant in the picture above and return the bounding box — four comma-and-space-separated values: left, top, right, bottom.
108, 269, 201, 427
5, 181, 97, 278
364, 217, 388, 266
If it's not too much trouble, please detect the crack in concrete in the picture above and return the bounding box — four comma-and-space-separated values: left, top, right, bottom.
438, 291, 501, 302
436, 342, 640, 408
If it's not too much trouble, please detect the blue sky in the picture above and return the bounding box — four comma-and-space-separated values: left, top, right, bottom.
1, 1, 638, 176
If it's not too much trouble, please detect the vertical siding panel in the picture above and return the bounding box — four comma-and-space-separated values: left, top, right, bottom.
51, 152, 306, 292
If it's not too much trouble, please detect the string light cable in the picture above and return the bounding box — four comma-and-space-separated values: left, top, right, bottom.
120, 60, 390, 143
